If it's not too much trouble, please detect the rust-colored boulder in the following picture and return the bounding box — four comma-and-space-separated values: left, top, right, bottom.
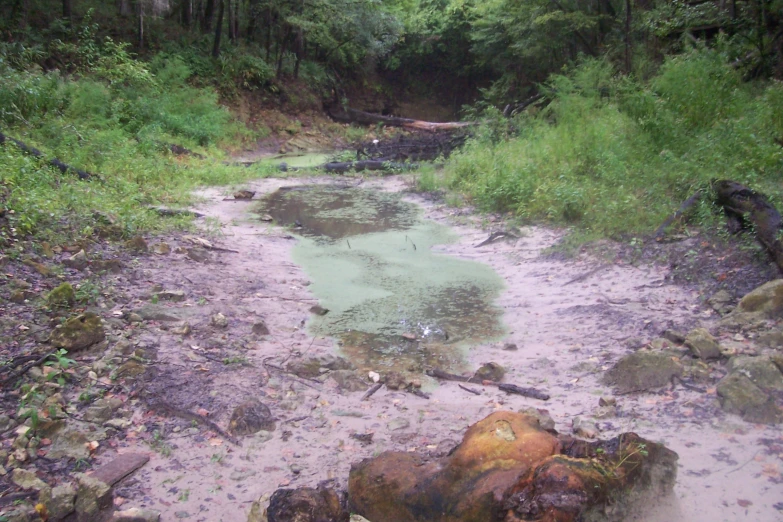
348, 411, 677, 522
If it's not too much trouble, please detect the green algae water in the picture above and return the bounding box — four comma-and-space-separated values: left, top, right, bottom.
261, 185, 505, 372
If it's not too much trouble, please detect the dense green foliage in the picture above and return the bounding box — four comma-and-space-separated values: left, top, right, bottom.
438, 49, 783, 238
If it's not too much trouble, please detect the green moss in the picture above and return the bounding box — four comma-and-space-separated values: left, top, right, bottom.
47, 283, 75, 308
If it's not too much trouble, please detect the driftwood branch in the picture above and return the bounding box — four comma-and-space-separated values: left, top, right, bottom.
0, 131, 97, 181
426, 368, 549, 401
654, 190, 704, 239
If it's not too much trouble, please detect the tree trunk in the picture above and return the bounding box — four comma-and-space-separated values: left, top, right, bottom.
227, 0, 236, 42
276, 26, 291, 78
625, 0, 632, 73
212, 0, 225, 58
137, 0, 145, 52
232, 0, 239, 41
182, 0, 192, 28
62, 0, 72, 19
202, 0, 215, 32
293, 29, 303, 79
265, 9, 272, 61
117, 0, 132, 16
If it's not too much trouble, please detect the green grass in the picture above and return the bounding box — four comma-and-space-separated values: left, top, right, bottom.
426, 50, 783, 240
0, 43, 278, 247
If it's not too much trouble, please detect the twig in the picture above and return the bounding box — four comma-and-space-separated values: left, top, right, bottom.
255, 295, 318, 303
654, 190, 704, 239
563, 264, 610, 286
458, 384, 481, 395
361, 383, 383, 401
475, 231, 519, 248
726, 450, 760, 475
0, 349, 57, 386
426, 368, 549, 401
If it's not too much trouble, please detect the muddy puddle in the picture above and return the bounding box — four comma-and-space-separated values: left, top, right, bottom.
260, 185, 505, 372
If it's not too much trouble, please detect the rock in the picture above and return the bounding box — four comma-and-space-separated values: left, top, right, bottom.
127, 313, 143, 324
92, 259, 123, 273
757, 329, 783, 348
572, 416, 600, 439
63, 249, 88, 271
48, 425, 90, 459
684, 328, 722, 360
329, 370, 368, 392
47, 283, 75, 308
187, 247, 210, 263
475, 362, 505, 382
39, 483, 77, 521
503, 342, 518, 351
151, 243, 171, 255
721, 279, 783, 328
0, 414, 16, 432
727, 356, 783, 390
599, 396, 617, 407
252, 321, 270, 335
287, 356, 354, 379
171, 322, 191, 336
247, 494, 270, 522
717, 373, 782, 424
125, 237, 148, 252
114, 361, 146, 379
211, 313, 228, 328
266, 487, 348, 522
83, 398, 122, 424
603, 351, 683, 393
134, 304, 192, 322
234, 190, 256, 200
384, 371, 407, 390
349, 411, 678, 522
156, 290, 186, 302
23, 258, 52, 276
9, 290, 28, 303
11, 468, 48, 490
662, 329, 686, 344
229, 400, 276, 436
74, 473, 112, 522
49, 313, 105, 351
387, 418, 410, 431
309, 305, 329, 316
110, 507, 161, 522
517, 407, 556, 431
707, 289, 734, 314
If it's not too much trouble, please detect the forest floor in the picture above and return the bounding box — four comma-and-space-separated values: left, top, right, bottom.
2, 173, 783, 522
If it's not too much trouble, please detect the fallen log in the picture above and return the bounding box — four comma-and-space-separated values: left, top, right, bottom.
0, 131, 96, 181
713, 180, 783, 273
654, 189, 704, 239
328, 107, 475, 132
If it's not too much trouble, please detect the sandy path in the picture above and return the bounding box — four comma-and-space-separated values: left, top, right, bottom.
104, 175, 781, 522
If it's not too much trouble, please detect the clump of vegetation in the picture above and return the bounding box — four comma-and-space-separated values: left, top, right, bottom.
437, 48, 783, 240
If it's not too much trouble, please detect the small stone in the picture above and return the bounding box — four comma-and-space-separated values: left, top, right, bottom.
233, 190, 255, 200
49, 313, 105, 351
384, 371, 407, 390
134, 304, 193, 322
40, 483, 77, 520
229, 469, 257, 481
228, 400, 276, 436
114, 361, 145, 379
187, 248, 210, 263
48, 426, 90, 459
309, 305, 329, 316
171, 322, 191, 336
251, 321, 269, 335
572, 416, 600, 439
156, 290, 186, 302
110, 507, 161, 522
0, 414, 16, 433
503, 343, 518, 351
518, 407, 556, 431
387, 418, 410, 431
151, 243, 171, 255
125, 237, 148, 252
598, 397, 616, 407
63, 249, 88, 271
662, 330, 686, 344
475, 362, 505, 382
685, 328, 722, 360
11, 468, 48, 490
211, 313, 228, 328
10, 290, 28, 303
329, 370, 368, 392
47, 283, 76, 308
127, 313, 143, 324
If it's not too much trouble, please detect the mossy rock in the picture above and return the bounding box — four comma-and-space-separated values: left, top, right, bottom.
727, 356, 783, 391
47, 282, 75, 308
722, 280, 783, 329
603, 351, 683, 394
49, 313, 105, 351
716, 373, 783, 425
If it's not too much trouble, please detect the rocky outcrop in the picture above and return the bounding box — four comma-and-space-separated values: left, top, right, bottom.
347, 411, 678, 522
603, 351, 683, 393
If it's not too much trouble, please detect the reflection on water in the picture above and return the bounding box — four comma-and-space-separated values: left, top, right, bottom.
261, 185, 505, 373
260, 185, 418, 239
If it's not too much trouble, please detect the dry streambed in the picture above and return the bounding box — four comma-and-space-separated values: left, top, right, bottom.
0, 175, 782, 522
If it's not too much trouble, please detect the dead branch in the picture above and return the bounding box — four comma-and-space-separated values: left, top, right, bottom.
563, 264, 610, 286
361, 382, 383, 401
0, 131, 97, 181
654, 190, 704, 239
427, 368, 549, 401
146, 399, 241, 446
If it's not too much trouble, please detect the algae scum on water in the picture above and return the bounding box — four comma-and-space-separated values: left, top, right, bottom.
261, 185, 505, 372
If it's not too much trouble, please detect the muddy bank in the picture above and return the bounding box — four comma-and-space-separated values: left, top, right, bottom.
1, 175, 782, 522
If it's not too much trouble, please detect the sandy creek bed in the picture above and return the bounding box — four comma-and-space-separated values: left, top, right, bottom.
98, 175, 782, 521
